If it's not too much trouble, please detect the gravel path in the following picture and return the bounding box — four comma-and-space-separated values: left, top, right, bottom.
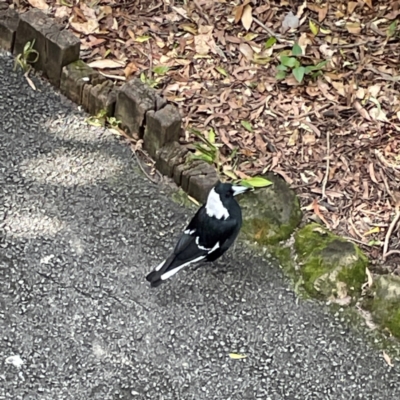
0, 52, 399, 400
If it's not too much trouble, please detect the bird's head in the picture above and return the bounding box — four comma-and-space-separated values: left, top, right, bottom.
206, 182, 252, 219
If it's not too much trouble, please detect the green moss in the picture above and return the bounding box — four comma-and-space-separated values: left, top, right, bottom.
294, 223, 367, 299
364, 276, 400, 339
240, 173, 302, 245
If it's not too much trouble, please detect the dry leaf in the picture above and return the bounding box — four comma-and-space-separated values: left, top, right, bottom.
194, 25, 215, 55
282, 12, 299, 31
318, 5, 328, 22
88, 59, 125, 69
303, 133, 316, 145
54, 6, 70, 19
239, 42, 254, 61
331, 81, 346, 97
363, 0, 373, 9
353, 100, 371, 121
124, 62, 139, 77
28, 0, 49, 10
347, 2, 358, 14
368, 85, 382, 98
70, 19, 99, 35
234, 4, 244, 24
346, 22, 361, 35
241, 5, 253, 31
369, 107, 387, 122
229, 353, 247, 359
383, 351, 394, 367
366, 267, 373, 287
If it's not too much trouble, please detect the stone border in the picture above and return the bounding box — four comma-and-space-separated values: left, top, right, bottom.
3, 8, 400, 343
0, 8, 218, 204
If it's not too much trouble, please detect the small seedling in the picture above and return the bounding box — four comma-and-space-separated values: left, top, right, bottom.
276, 43, 327, 83
14, 40, 39, 72
140, 72, 158, 88
189, 128, 273, 188
190, 128, 221, 166
86, 109, 121, 129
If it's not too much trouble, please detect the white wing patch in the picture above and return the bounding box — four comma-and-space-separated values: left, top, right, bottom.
205, 188, 229, 220
195, 237, 220, 253
184, 229, 196, 235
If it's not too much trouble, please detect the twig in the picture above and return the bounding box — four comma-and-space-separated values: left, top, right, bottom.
333, 40, 370, 49
342, 236, 370, 247
132, 150, 159, 184
193, 0, 211, 25
321, 130, 330, 199
384, 250, 400, 258
375, 149, 400, 171
348, 215, 364, 240
148, 40, 153, 79
383, 207, 400, 259
288, 103, 332, 120
253, 17, 291, 44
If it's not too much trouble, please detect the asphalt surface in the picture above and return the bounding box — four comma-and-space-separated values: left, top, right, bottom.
0, 52, 399, 400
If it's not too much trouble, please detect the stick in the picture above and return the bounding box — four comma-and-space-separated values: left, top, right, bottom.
321, 130, 330, 199
193, 0, 211, 25
132, 151, 159, 184
383, 207, 400, 259
253, 17, 291, 44
384, 250, 400, 258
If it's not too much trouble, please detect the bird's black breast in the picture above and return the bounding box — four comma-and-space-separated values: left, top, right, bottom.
188, 202, 242, 248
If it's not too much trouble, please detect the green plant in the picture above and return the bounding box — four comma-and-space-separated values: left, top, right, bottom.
86, 109, 121, 128
275, 43, 327, 83
189, 128, 272, 188
14, 40, 39, 72
140, 72, 158, 88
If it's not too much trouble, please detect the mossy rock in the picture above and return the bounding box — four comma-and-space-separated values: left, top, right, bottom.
366, 275, 400, 339
294, 223, 367, 300
240, 173, 302, 245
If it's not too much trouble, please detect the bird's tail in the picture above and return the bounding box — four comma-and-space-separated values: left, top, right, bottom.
145, 254, 177, 288
146, 253, 205, 287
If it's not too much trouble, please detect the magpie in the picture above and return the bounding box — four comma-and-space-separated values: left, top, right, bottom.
145, 182, 252, 287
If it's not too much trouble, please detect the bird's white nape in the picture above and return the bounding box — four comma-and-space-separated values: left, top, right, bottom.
205, 188, 229, 220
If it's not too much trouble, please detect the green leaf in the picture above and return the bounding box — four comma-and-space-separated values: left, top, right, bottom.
275, 70, 287, 80
208, 129, 215, 144
280, 56, 298, 68
194, 144, 215, 158
309, 20, 319, 35
240, 176, 273, 188
304, 60, 327, 74
191, 153, 214, 163
216, 66, 228, 77
314, 60, 328, 70
241, 120, 253, 132
153, 65, 169, 75
276, 64, 288, 71
293, 66, 306, 83
223, 170, 238, 180
292, 43, 302, 56
135, 35, 151, 43
387, 21, 397, 37
264, 37, 277, 49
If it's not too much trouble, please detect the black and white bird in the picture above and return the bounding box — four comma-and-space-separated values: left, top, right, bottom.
146, 182, 252, 287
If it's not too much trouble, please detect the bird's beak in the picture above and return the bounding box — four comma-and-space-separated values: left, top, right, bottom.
232, 185, 253, 196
